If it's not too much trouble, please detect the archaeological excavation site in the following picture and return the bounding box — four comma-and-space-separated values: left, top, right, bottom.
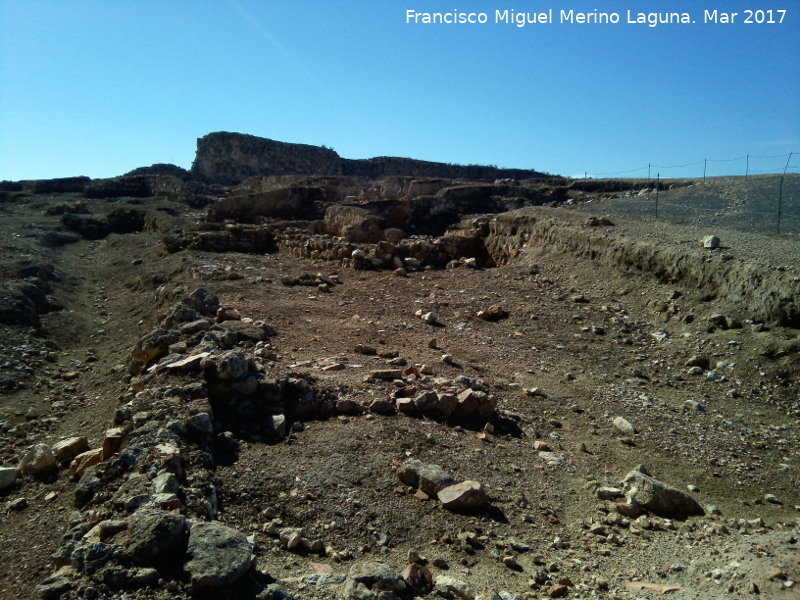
0, 132, 798, 600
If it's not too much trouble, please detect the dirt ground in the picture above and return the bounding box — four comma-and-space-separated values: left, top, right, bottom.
0, 183, 798, 600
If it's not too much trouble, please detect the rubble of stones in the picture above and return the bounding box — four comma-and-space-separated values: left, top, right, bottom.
159, 173, 562, 273
3, 275, 778, 599
0, 282, 528, 599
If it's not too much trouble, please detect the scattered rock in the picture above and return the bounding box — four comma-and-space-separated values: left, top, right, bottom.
438, 481, 489, 510
52, 437, 89, 462
702, 235, 720, 249
343, 562, 408, 600
612, 416, 636, 435
477, 305, 509, 322
70, 448, 104, 479
596, 487, 624, 501
397, 460, 456, 497
435, 575, 475, 600
130, 329, 180, 372
355, 343, 377, 355
121, 509, 188, 570
402, 563, 434, 595
367, 369, 403, 381
0, 467, 17, 491
622, 468, 704, 518
18, 443, 58, 475
685, 355, 710, 369
101, 427, 125, 460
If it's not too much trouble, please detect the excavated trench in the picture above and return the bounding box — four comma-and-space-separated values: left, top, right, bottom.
483, 207, 800, 328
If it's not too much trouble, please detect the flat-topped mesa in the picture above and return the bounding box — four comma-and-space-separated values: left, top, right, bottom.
191, 131, 550, 184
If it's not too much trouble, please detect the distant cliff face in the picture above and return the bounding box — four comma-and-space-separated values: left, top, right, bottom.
191, 132, 550, 184
191, 133, 342, 184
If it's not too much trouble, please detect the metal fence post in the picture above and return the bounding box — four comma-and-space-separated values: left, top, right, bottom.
655, 173, 660, 219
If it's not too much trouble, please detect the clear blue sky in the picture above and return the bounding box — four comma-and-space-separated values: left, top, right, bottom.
1, 1, 798, 180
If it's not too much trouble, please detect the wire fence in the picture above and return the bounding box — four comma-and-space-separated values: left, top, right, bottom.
581, 152, 800, 235
590, 152, 799, 179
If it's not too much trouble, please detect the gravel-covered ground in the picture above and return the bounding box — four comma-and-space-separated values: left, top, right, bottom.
0, 181, 797, 600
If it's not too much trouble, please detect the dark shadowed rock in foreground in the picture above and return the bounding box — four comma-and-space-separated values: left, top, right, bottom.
184, 522, 254, 592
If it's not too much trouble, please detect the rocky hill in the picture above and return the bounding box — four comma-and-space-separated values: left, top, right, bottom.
190, 132, 552, 184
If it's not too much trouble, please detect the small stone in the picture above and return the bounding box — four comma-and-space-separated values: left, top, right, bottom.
367, 369, 403, 381
0, 467, 17, 491
396, 398, 418, 415
279, 527, 308, 551
402, 563, 434, 595
597, 487, 624, 501
216, 306, 241, 322
616, 503, 644, 518
264, 414, 287, 442
764, 494, 782, 505
434, 575, 474, 600
123, 509, 188, 568
438, 481, 489, 510
686, 355, 710, 369
622, 469, 704, 518
477, 305, 509, 322
344, 562, 408, 600
526, 387, 547, 398
702, 235, 721, 249
533, 440, 551, 451
397, 460, 456, 496
368, 399, 396, 415
503, 556, 522, 571
153, 472, 180, 495
355, 344, 377, 356
549, 584, 569, 598
18, 443, 58, 475
7, 497, 27, 511
101, 427, 125, 460
612, 417, 636, 435
52, 437, 90, 462
421, 312, 439, 325
71, 448, 104, 478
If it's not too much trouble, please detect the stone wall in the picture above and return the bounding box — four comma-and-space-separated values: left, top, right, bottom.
191, 132, 551, 184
